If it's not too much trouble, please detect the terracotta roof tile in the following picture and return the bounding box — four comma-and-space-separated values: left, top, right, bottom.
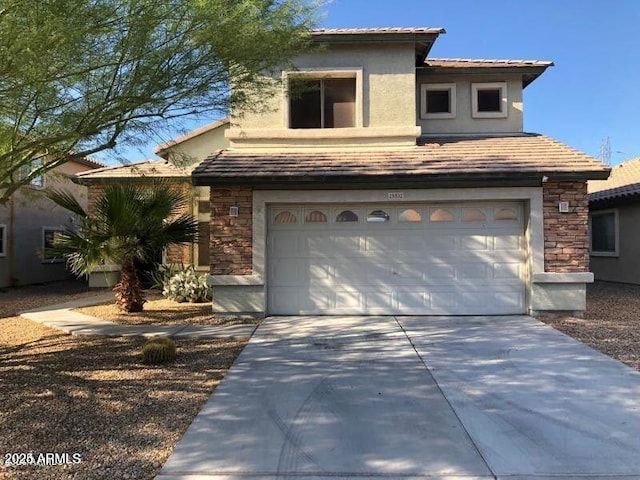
75, 160, 189, 180
193, 134, 609, 186
589, 158, 640, 202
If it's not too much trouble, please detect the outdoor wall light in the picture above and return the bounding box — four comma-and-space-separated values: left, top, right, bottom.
229, 206, 239, 217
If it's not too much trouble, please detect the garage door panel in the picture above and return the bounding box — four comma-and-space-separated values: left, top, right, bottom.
268, 202, 526, 315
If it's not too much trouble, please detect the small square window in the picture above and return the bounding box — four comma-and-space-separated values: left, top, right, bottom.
471, 82, 507, 118
0, 224, 7, 257
590, 210, 618, 256
421, 83, 456, 119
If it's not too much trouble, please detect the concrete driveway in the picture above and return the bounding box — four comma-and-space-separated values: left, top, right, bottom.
157, 315, 640, 480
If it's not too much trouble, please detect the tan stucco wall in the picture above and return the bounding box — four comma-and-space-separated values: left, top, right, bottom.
160, 123, 230, 167
416, 73, 524, 135
0, 160, 95, 287
229, 43, 419, 149
590, 202, 640, 284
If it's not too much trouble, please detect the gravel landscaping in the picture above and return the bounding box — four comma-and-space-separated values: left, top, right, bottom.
75, 290, 259, 326
540, 280, 640, 371
0, 282, 248, 480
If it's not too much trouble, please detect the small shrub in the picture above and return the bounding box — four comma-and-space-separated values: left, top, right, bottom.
142, 336, 177, 364
162, 265, 211, 303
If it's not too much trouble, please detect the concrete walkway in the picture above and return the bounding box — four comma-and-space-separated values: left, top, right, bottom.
157, 315, 640, 480
20, 293, 256, 339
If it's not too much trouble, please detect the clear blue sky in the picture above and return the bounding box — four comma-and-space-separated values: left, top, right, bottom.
102, 0, 639, 166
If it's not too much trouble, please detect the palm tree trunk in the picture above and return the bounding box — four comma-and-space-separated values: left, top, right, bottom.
114, 257, 145, 313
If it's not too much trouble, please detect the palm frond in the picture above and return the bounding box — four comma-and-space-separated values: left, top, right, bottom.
46, 189, 87, 218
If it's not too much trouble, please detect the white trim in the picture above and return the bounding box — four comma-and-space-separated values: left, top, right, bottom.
420, 83, 457, 119
471, 82, 508, 118
589, 209, 619, 257
0, 224, 6, 257
42, 226, 66, 263
283, 68, 364, 129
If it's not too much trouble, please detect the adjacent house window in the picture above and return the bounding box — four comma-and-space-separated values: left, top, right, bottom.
590, 210, 618, 256
288, 75, 357, 129
471, 82, 508, 118
42, 227, 65, 263
0, 224, 6, 257
420, 83, 456, 119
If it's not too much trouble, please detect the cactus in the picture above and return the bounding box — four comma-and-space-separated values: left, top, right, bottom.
142, 337, 177, 364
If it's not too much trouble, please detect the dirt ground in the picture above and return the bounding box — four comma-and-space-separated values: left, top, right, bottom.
0, 281, 247, 479
539, 281, 640, 371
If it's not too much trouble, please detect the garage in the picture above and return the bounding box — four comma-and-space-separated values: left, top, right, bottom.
267, 202, 527, 315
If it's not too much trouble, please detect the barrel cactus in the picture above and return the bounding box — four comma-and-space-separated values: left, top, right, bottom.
142, 336, 177, 364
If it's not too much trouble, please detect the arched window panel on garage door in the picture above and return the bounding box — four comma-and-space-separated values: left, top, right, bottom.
367, 209, 390, 223
429, 207, 455, 222
494, 207, 519, 221
305, 210, 328, 223
273, 210, 298, 225
462, 207, 487, 222
399, 208, 422, 222
336, 210, 359, 223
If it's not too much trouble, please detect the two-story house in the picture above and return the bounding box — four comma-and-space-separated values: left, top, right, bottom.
190, 27, 608, 317
0, 156, 104, 288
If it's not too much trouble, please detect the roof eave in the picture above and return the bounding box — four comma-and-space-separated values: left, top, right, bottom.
193, 170, 609, 187
418, 65, 553, 88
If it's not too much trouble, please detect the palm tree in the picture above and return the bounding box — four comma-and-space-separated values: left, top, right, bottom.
46, 181, 198, 312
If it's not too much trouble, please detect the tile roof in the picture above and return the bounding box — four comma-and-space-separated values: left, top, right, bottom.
424, 58, 554, 68
154, 118, 229, 155
75, 160, 189, 181
312, 27, 445, 35
193, 134, 609, 186
589, 158, 640, 202
74, 156, 107, 169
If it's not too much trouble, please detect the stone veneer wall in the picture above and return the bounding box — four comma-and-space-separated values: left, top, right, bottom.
210, 187, 253, 275
543, 181, 589, 273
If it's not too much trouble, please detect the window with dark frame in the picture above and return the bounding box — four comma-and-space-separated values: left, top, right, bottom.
0, 224, 6, 256
426, 89, 451, 114
476, 88, 502, 112
42, 228, 64, 262
289, 77, 356, 129
591, 212, 617, 253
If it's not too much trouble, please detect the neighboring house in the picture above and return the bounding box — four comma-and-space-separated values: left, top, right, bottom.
0, 157, 104, 288
588, 158, 640, 284
75, 118, 230, 287
191, 27, 609, 317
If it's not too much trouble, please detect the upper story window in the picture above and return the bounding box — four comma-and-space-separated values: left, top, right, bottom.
471, 82, 507, 118
590, 209, 618, 256
288, 73, 358, 129
420, 83, 456, 119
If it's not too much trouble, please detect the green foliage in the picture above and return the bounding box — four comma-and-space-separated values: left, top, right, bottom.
46, 181, 198, 312
162, 265, 211, 303
0, 0, 318, 202
142, 336, 177, 364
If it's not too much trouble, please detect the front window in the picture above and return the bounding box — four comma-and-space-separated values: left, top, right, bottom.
471, 82, 507, 118
590, 210, 618, 256
289, 77, 356, 129
42, 227, 65, 263
421, 83, 456, 119
20, 156, 45, 188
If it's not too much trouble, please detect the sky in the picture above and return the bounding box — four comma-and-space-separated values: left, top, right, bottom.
99, 0, 640, 166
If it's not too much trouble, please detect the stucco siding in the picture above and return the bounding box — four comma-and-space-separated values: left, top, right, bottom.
229, 43, 417, 148
590, 202, 640, 284
160, 124, 230, 166
416, 73, 523, 134
0, 160, 94, 287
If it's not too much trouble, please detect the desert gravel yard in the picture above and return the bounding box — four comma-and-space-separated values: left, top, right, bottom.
540, 280, 640, 371
0, 281, 248, 480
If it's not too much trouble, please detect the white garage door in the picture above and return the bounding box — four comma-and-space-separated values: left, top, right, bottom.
267, 203, 526, 315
